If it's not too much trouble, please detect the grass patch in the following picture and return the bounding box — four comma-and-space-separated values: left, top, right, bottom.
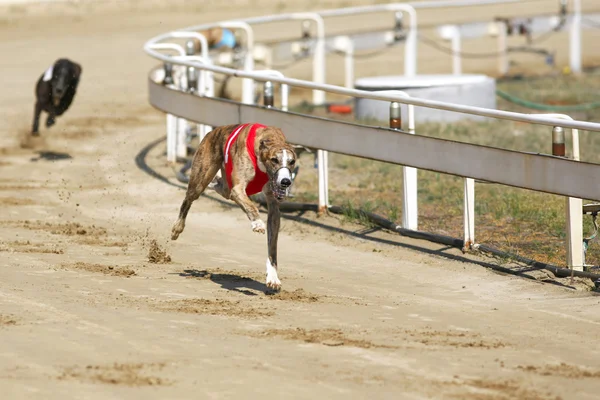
290, 71, 600, 267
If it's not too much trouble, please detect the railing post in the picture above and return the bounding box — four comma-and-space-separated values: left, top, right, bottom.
390, 100, 418, 230
552, 126, 565, 157
553, 125, 583, 270
403, 8, 417, 77
390, 101, 402, 130
163, 62, 177, 164
438, 25, 461, 75
162, 62, 174, 86
569, 0, 582, 74
463, 178, 475, 251
451, 27, 462, 76
496, 20, 509, 76
263, 81, 274, 108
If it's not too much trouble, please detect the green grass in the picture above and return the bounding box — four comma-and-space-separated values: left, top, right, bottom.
290, 70, 600, 267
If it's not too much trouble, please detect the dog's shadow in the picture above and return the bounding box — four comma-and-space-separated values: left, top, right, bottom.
178, 269, 268, 296
30, 150, 72, 162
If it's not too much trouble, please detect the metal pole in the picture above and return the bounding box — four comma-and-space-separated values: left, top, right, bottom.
163, 62, 177, 163
497, 20, 509, 76
451, 27, 462, 75
167, 114, 177, 163
552, 125, 583, 270
463, 178, 475, 251
552, 126, 566, 157
569, 0, 582, 74
181, 40, 197, 158
281, 84, 289, 111
391, 100, 418, 230
317, 149, 327, 213
299, 15, 326, 105
390, 101, 402, 130
163, 63, 174, 86
403, 104, 418, 230
263, 81, 274, 107
404, 8, 418, 77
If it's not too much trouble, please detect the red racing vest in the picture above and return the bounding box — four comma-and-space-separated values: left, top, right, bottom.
224, 123, 269, 196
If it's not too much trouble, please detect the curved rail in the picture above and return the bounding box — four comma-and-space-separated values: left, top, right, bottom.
144, 0, 600, 272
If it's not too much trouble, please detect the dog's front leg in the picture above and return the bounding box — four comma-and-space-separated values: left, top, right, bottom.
32, 101, 43, 135
230, 186, 265, 233
46, 111, 56, 128
265, 193, 282, 290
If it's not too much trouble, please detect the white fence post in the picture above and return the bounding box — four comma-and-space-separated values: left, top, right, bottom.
333, 36, 354, 89
550, 121, 583, 271
388, 93, 418, 230
166, 113, 178, 164
403, 7, 418, 77
438, 25, 462, 75
308, 15, 327, 106
569, 0, 582, 74
496, 20, 509, 76
463, 178, 475, 251
403, 103, 418, 230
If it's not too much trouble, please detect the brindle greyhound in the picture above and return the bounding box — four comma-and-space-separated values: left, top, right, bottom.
171, 123, 297, 290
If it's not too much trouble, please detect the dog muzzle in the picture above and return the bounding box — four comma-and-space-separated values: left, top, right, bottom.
271, 167, 292, 201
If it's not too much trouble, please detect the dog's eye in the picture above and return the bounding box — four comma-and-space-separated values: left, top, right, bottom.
289, 159, 295, 166
270, 157, 279, 164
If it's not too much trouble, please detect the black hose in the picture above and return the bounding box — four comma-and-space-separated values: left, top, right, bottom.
252, 197, 600, 283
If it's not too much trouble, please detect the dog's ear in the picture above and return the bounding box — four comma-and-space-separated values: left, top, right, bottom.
72, 63, 82, 80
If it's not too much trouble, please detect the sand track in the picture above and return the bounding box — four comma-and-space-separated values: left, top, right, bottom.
1, 1, 599, 399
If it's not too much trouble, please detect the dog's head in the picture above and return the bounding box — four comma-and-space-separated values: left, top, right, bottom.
259, 138, 297, 201
51, 59, 82, 107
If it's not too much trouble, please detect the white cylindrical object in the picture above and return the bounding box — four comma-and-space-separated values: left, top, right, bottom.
317, 149, 326, 211
309, 15, 327, 105
323, 150, 329, 206
463, 178, 475, 249
404, 8, 418, 77
569, 0, 582, 74
167, 114, 177, 163
281, 83, 289, 111
451, 28, 462, 75
533, 113, 583, 270
402, 104, 418, 230
176, 118, 187, 159
344, 38, 354, 89
497, 21, 509, 76
567, 196, 584, 270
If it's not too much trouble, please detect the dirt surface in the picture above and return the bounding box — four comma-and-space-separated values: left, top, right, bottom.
1, 1, 600, 399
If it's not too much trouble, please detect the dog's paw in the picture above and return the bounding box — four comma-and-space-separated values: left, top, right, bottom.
265, 258, 281, 291
251, 219, 266, 234
171, 220, 184, 241
266, 274, 281, 291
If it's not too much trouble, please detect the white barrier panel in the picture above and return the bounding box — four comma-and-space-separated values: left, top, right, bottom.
148, 78, 600, 201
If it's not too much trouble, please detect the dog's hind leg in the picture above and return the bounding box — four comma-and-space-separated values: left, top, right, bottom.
265, 192, 282, 290
171, 151, 220, 240
208, 167, 231, 199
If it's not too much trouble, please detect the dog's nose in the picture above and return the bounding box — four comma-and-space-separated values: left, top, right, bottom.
280, 178, 292, 188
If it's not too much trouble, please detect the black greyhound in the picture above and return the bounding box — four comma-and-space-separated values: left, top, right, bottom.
32, 58, 82, 136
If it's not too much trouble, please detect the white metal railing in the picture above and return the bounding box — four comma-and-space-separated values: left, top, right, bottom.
144, 0, 600, 271
434, 0, 584, 76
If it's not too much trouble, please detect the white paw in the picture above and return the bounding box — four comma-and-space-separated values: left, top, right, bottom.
265, 258, 281, 290
251, 219, 266, 234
